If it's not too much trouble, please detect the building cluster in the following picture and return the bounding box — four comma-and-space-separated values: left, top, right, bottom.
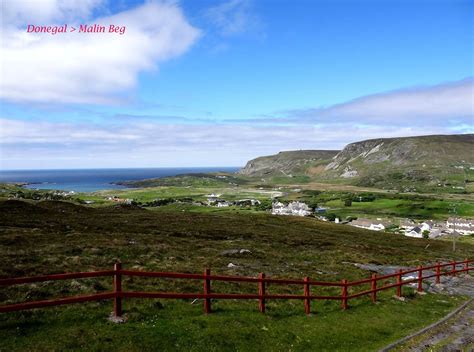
349, 217, 474, 237
269, 200, 474, 238
349, 218, 389, 231
271, 201, 313, 216
106, 196, 134, 204
206, 194, 261, 207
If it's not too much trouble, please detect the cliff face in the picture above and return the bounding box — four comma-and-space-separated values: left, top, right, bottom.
325, 134, 473, 174
238, 134, 474, 191
322, 134, 474, 190
238, 150, 339, 177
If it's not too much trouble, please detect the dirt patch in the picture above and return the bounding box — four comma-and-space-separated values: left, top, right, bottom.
306, 165, 326, 175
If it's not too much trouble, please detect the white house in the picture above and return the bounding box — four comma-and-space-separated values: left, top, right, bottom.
404, 226, 423, 238
400, 219, 416, 229
446, 218, 474, 235
349, 218, 387, 231
419, 222, 432, 232
206, 194, 221, 204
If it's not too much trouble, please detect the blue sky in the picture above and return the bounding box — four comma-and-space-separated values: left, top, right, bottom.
0, 0, 473, 169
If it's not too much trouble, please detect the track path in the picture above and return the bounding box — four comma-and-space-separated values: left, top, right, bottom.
388, 274, 474, 352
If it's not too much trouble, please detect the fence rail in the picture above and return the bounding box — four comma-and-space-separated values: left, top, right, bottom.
0, 259, 472, 318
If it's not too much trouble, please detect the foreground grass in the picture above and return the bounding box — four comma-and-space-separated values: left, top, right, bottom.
0, 293, 466, 351
1, 199, 473, 350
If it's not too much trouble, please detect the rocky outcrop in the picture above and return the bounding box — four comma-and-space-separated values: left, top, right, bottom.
323, 135, 474, 187
238, 150, 339, 177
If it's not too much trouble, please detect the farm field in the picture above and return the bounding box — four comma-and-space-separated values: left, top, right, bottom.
322, 197, 474, 220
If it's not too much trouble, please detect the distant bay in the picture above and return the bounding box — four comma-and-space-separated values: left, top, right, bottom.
0, 167, 240, 193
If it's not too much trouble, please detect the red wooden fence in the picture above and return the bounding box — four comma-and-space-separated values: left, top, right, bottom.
0, 259, 472, 318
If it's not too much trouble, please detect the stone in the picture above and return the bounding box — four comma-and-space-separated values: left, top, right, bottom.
108, 312, 127, 324
393, 295, 407, 302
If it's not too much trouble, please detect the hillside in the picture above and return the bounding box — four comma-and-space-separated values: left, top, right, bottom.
323, 134, 474, 191
237, 134, 474, 192
0, 200, 473, 350
114, 173, 248, 188
238, 150, 339, 177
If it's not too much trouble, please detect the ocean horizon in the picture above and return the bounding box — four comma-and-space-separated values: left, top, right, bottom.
0, 167, 240, 193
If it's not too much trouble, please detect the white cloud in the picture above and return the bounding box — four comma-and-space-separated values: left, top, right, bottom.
282, 78, 474, 125
205, 0, 260, 36
0, 116, 457, 169
1, 0, 105, 26
0, 1, 201, 104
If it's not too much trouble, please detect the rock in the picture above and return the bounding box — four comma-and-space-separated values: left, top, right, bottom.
393, 295, 407, 302
221, 248, 251, 256
108, 312, 127, 324
431, 283, 446, 292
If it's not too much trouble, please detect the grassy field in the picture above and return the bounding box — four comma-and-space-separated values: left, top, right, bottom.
95, 185, 277, 203
1, 294, 466, 351
1, 199, 473, 350
322, 197, 474, 220
3, 173, 473, 221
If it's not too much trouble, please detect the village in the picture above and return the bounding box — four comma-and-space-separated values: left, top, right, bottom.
118, 191, 474, 239
271, 200, 474, 238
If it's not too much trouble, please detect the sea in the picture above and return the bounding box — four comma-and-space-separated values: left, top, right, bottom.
0, 167, 240, 193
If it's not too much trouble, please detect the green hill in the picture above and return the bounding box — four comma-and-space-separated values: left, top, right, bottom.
323, 134, 474, 192
238, 150, 339, 177
0, 200, 473, 350
238, 134, 474, 192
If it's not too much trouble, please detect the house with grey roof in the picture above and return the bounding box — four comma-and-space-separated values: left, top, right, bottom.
349, 218, 388, 231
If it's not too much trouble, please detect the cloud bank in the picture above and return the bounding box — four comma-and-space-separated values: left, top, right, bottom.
280, 78, 473, 126
1, 0, 105, 26
0, 116, 460, 169
0, 1, 201, 104
1, 77, 472, 169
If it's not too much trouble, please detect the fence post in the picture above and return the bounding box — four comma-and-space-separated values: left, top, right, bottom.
452, 261, 457, 276
304, 277, 311, 315
465, 258, 470, 274
341, 279, 348, 310
258, 273, 265, 313
204, 268, 211, 314
113, 261, 122, 318
396, 269, 402, 297
371, 274, 377, 303
436, 262, 441, 284
417, 266, 423, 293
